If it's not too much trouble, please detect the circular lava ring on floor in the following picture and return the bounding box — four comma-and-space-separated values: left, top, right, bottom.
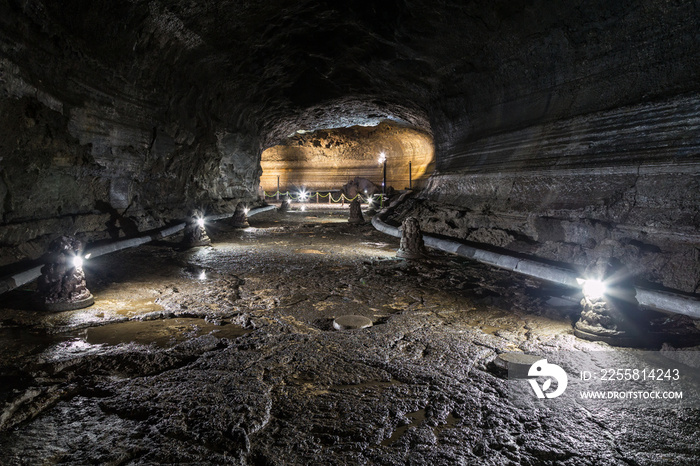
333, 315, 373, 330
492, 352, 542, 378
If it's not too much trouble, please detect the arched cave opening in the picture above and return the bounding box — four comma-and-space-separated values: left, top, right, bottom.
260, 121, 435, 195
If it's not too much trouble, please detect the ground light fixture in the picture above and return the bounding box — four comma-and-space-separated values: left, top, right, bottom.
231, 202, 250, 228
72, 255, 84, 269
574, 254, 647, 346
183, 209, 212, 248
35, 236, 94, 311
71, 252, 91, 269
578, 278, 607, 301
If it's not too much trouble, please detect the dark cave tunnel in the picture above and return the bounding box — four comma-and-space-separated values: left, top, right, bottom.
1, 0, 700, 464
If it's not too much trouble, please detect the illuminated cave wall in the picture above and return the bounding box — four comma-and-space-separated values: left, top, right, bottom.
260, 122, 434, 193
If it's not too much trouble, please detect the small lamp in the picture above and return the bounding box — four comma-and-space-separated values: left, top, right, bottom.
35, 236, 94, 311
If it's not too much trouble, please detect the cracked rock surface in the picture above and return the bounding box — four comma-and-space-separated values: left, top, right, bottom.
1, 210, 698, 465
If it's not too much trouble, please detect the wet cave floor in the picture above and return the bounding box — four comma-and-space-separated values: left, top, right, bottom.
1, 208, 699, 465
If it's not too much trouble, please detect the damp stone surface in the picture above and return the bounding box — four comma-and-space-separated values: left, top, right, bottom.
1, 209, 699, 465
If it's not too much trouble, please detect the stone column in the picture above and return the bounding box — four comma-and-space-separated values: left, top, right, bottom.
348, 198, 365, 224
574, 254, 648, 346
182, 209, 211, 248
278, 197, 290, 212
396, 217, 427, 259
230, 202, 250, 228
35, 236, 94, 311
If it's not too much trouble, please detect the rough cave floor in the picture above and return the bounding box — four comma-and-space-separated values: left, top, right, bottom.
1, 209, 699, 465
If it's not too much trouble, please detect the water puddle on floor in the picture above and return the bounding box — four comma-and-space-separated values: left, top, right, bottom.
380, 409, 460, 447
98, 298, 164, 317
360, 241, 393, 250
294, 248, 326, 255
331, 379, 402, 391
85, 318, 251, 348
434, 412, 460, 436
381, 409, 426, 446
479, 325, 504, 335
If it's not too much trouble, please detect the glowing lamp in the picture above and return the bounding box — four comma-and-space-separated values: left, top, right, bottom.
198, 271, 207, 280
35, 236, 94, 311
574, 255, 645, 345
184, 209, 211, 247
73, 256, 84, 269
378, 152, 386, 165
578, 278, 607, 301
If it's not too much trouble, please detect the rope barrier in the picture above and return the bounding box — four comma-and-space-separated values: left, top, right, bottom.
263, 190, 378, 204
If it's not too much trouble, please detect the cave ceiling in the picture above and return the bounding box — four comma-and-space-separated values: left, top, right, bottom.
4, 0, 695, 152
3, 0, 697, 153
0, 0, 609, 147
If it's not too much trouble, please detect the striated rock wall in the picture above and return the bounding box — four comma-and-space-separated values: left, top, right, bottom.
411, 0, 700, 295
260, 122, 434, 193
411, 93, 700, 293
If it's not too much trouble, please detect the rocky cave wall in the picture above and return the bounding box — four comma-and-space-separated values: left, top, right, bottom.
408, 1, 700, 294
0, 1, 260, 266
260, 121, 434, 193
